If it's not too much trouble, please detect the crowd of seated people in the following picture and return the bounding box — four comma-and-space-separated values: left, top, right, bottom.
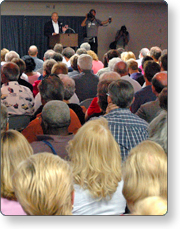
1, 42, 167, 215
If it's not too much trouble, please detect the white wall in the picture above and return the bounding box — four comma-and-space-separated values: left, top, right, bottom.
1, 1, 168, 61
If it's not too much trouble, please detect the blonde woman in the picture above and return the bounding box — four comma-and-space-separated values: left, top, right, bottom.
67, 117, 126, 215
132, 196, 167, 215
122, 140, 167, 213
12, 153, 74, 215
1, 130, 33, 215
87, 50, 104, 74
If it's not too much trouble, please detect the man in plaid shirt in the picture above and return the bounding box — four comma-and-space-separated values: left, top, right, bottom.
104, 79, 148, 161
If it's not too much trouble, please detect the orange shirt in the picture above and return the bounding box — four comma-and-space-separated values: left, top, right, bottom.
22, 109, 81, 143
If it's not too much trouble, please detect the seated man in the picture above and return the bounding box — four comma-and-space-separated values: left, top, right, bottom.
31, 100, 74, 159
22, 75, 81, 143
72, 54, 99, 102
104, 79, 149, 161
1, 62, 34, 116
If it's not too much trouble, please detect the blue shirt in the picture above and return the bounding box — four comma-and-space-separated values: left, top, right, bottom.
104, 108, 149, 161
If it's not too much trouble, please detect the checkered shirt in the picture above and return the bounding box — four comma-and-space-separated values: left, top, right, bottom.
104, 108, 149, 161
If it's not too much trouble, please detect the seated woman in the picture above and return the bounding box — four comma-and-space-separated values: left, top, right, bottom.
12, 153, 74, 215
87, 50, 104, 74
122, 140, 167, 214
67, 117, 126, 215
1, 130, 33, 215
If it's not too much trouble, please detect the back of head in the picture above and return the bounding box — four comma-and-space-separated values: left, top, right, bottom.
38, 75, 64, 103
11, 58, 26, 76
1, 62, 20, 82
150, 46, 162, 62
43, 49, 56, 60
121, 51, 136, 62
5, 51, 19, 62
62, 47, 75, 59
52, 52, 63, 62
144, 60, 160, 82
152, 72, 167, 94
1, 104, 8, 131
1, 130, 33, 200
108, 57, 122, 71
140, 48, 149, 58
53, 43, 63, 54
70, 54, 79, 71
142, 55, 153, 69
28, 45, 38, 56
99, 71, 121, 81
122, 140, 167, 212
113, 60, 128, 76
1, 48, 9, 62
132, 196, 167, 215
126, 58, 138, 71
67, 117, 122, 199
80, 42, 91, 51
12, 153, 73, 215
87, 50, 98, 61
76, 48, 87, 55
21, 55, 36, 72
77, 54, 92, 70
108, 79, 134, 108
51, 62, 68, 75
58, 74, 75, 100
42, 100, 70, 133
159, 53, 167, 71
107, 49, 119, 61
43, 59, 57, 75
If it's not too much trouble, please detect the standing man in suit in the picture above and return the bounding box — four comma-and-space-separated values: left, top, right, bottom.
44, 12, 68, 48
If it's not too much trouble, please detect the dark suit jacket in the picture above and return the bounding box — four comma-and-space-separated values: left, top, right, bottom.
44, 20, 62, 37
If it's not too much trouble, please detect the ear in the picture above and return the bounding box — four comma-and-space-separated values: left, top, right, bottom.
151, 85, 157, 95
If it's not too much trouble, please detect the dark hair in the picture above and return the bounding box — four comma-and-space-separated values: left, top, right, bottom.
2, 62, 20, 81
144, 60, 160, 82
142, 56, 153, 69
21, 55, 36, 72
62, 47, 75, 59
160, 54, 167, 71
38, 75, 64, 102
159, 87, 167, 111
108, 79, 134, 108
102, 53, 108, 67
107, 49, 119, 61
52, 52, 63, 62
11, 58, 26, 76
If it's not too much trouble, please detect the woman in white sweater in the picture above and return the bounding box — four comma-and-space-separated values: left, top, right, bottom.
67, 117, 126, 215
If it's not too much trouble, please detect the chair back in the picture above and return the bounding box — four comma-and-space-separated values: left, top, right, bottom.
79, 98, 94, 109
9, 115, 31, 131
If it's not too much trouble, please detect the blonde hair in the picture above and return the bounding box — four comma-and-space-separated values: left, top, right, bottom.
12, 153, 74, 215
132, 196, 167, 215
87, 50, 99, 61
67, 117, 122, 199
1, 130, 33, 200
121, 51, 136, 62
1, 48, 9, 61
51, 62, 68, 75
122, 140, 167, 212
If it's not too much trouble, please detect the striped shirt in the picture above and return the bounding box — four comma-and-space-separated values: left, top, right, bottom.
104, 108, 149, 161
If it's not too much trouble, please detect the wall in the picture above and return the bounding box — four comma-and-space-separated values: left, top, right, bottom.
1, 1, 168, 60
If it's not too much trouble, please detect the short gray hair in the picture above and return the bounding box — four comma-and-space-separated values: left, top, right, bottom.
80, 42, 91, 51
108, 57, 122, 71
1, 104, 8, 131
42, 100, 70, 129
99, 71, 121, 81
43, 59, 57, 75
44, 49, 56, 60
58, 74, 75, 100
77, 54, 92, 70
5, 51, 19, 62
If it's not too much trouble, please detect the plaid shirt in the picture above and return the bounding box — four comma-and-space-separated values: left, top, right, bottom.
104, 108, 149, 161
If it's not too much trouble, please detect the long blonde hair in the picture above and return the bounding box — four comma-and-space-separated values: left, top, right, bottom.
122, 140, 167, 212
1, 130, 33, 200
12, 153, 74, 215
67, 117, 122, 199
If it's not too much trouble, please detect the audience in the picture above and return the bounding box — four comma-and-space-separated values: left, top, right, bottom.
31, 100, 73, 159
62, 47, 75, 68
122, 140, 167, 214
131, 60, 160, 113
72, 54, 99, 102
87, 50, 104, 74
28, 45, 43, 71
67, 118, 126, 215
121, 51, 136, 62
5, 50, 19, 62
12, 153, 74, 215
136, 47, 149, 67
51, 62, 68, 75
53, 43, 63, 54
80, 42, 91, 51
68, 54, 79, 78
76, 48, 87, 55
1, 130, 33, 215
1, 62, 35, 116
149, 46, 162, 63
104, 79, 148, 161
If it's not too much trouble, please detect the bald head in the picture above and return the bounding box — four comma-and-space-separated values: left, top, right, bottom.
28, 45, 38, 57
114, 61, 128, 76
152, 72, 167, 95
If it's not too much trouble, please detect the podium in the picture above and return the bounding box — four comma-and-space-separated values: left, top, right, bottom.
49, 33, 78, 49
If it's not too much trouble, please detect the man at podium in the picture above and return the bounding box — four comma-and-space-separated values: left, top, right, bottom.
44, 12, 68, 48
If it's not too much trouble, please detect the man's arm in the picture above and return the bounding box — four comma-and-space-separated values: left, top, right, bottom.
101, 18, 113, 25
81, 14, 88, 27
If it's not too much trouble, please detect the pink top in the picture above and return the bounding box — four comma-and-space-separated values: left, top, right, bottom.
1, 197, 26, 215
92, 60, 104, 75
28, 72, 41, 85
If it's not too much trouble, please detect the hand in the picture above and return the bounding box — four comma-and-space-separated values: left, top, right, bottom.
52, 33, 58, 36
62, 25, 68, 32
